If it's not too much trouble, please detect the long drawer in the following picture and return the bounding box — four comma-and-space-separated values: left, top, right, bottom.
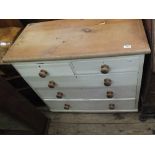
44, 99, 137, 112
21, 72, 138, 88
36, 86, 137, 99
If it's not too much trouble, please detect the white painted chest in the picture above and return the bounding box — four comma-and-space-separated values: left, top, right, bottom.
3, 19, 150, 112
13, 54, 144, 112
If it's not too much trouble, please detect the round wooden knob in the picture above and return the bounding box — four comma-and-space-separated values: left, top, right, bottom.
101, 65, 110, 74
39, 69, 48, 78
104, 78, 112, 86
48, 81, 56, 88
109, 104, 115, 110
64, 104, 70, 110
56, 92, 64, 99
106, 91, 114, 98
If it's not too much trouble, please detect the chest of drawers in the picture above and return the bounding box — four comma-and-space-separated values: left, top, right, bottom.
2, 19, 150, 112
12, 54, 144, 112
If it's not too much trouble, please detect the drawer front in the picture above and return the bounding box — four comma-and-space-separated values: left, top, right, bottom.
13, 55, 143, 78
36, 86, 137, 99
23, 72, 138, 88
13, 62, 74, 77
44, 99, 137, 112
72, 55, 141, 74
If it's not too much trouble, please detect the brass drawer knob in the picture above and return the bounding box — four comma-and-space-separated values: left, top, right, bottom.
0, 41, 11, 48
109, 104, 115, 110
56, 92, 64, 99
101, 64, 110, 74
106, 91, 114, 98
48, 81, 56, 88
39, 69, 48, 78
64, 104, 70, 110
104, 78, 112, 86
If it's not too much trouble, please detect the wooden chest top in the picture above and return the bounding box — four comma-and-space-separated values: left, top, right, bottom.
3, 20, 150, 62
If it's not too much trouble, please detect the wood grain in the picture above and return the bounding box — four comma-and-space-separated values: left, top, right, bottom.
0, 27, 21, 63
0, 27, 21, 42
49, 113, 155, 124
49, 123, 155, 135
3, 20, 150, 62
47, 112, 155, 135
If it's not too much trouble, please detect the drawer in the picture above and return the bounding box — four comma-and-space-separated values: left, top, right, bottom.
13, 62, 74, 77
36, 86, 137, 99
72, 55, 141, 74
23, 72, 138, 88
44, 99, 137, 112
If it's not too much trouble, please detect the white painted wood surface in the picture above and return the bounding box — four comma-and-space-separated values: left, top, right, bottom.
36, 86, 137, 99
44, 99, 136, 112
13, 54, 144, 112
72, 55, 141, 74
135, 55, 145, 109
13, 55, 141, 77
13, 62, 74, 77
16, 72, 138, 88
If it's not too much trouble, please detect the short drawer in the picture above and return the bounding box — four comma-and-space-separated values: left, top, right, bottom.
72, 55, 142, 74
36, 86, 137, 99
23, 72, 138, 88
44, 99, 137, 112
13, 62, 74, 77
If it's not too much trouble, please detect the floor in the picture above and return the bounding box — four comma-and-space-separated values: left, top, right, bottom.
47, 112, 155, 135
1, 110, 155, 135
